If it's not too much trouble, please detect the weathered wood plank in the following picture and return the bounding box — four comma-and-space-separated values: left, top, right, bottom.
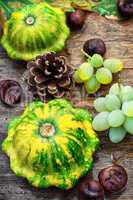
0, 13, 133, 200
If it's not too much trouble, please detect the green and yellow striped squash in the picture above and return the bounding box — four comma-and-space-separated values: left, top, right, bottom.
1, 2, 70, 61
2, 99, 99, 189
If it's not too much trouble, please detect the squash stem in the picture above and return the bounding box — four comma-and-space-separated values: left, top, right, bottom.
0, 0, 13, 18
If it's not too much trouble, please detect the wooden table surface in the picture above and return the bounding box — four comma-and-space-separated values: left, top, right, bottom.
0, 13, 133, 200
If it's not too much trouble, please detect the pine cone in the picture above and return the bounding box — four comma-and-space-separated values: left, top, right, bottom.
27, 52, 73, 101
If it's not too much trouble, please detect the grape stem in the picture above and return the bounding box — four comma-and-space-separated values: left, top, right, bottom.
111, 153, 125, 165
81, 49, 92, 60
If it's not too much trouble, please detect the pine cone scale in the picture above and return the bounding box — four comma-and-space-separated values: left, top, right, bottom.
54, 90, 65, 98
58, 77, 71, 88
28, 76, 36, 86
34, 74, 47, 84
27, 61, 38, 69
36, 83, 46, 91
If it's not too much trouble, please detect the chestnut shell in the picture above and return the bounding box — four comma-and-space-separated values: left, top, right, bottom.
66, 10, 86, 31
83, 39, 106, 56
98, 164, 128, 194
0, 80, 22, 106
78, 179, 104, 200
117, 0, 133, 17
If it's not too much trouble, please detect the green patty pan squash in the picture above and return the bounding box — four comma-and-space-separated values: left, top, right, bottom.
0, 1, 70, 61
2, 99, 99, 189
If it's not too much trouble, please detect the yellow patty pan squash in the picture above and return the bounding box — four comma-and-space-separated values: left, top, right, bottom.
2, 99, 99, 189
0, 1, 70, 61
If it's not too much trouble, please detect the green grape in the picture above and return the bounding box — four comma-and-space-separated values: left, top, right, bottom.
94, 97, 107, 112
96, 68, 112, 84
121, 86, 133, 102
85, 75, 101, 94
109, 83, 123, 99
109, 127, 126, 143
78, 62, 94, 82
73, 70, 83, 83
105, 94, 121, 111
92, 112, 110, 131
104, 58, 124, 73
90, 54, 103, 68
122, 101, 133, 117
124, 117, 133, 135
108, 110, 125, 127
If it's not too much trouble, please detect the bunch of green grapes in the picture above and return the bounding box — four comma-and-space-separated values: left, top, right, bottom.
73, 54, 124, 94
92, 83, 133, 143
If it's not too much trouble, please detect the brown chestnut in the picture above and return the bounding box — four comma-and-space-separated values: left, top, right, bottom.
66, 9, 86, 31
0, 80, 22, 106
83, 39, 106, 56
78, 179, 104, 200
117, 0, 133, 17
98, 164, 128, 194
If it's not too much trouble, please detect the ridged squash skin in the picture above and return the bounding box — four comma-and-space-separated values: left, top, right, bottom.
1, 2, 70, 61
2, 99, 99, 189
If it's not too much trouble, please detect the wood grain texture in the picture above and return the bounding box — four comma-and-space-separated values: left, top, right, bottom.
0, 13, 133, 200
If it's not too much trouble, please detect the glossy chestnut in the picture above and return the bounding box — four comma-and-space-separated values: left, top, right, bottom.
98, 164, 128, 194
83, 39, 106, 56
66, 9, 86, 31
0, 80, 22, 106
117, 0, 133, 17
78, 179, 104, 200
